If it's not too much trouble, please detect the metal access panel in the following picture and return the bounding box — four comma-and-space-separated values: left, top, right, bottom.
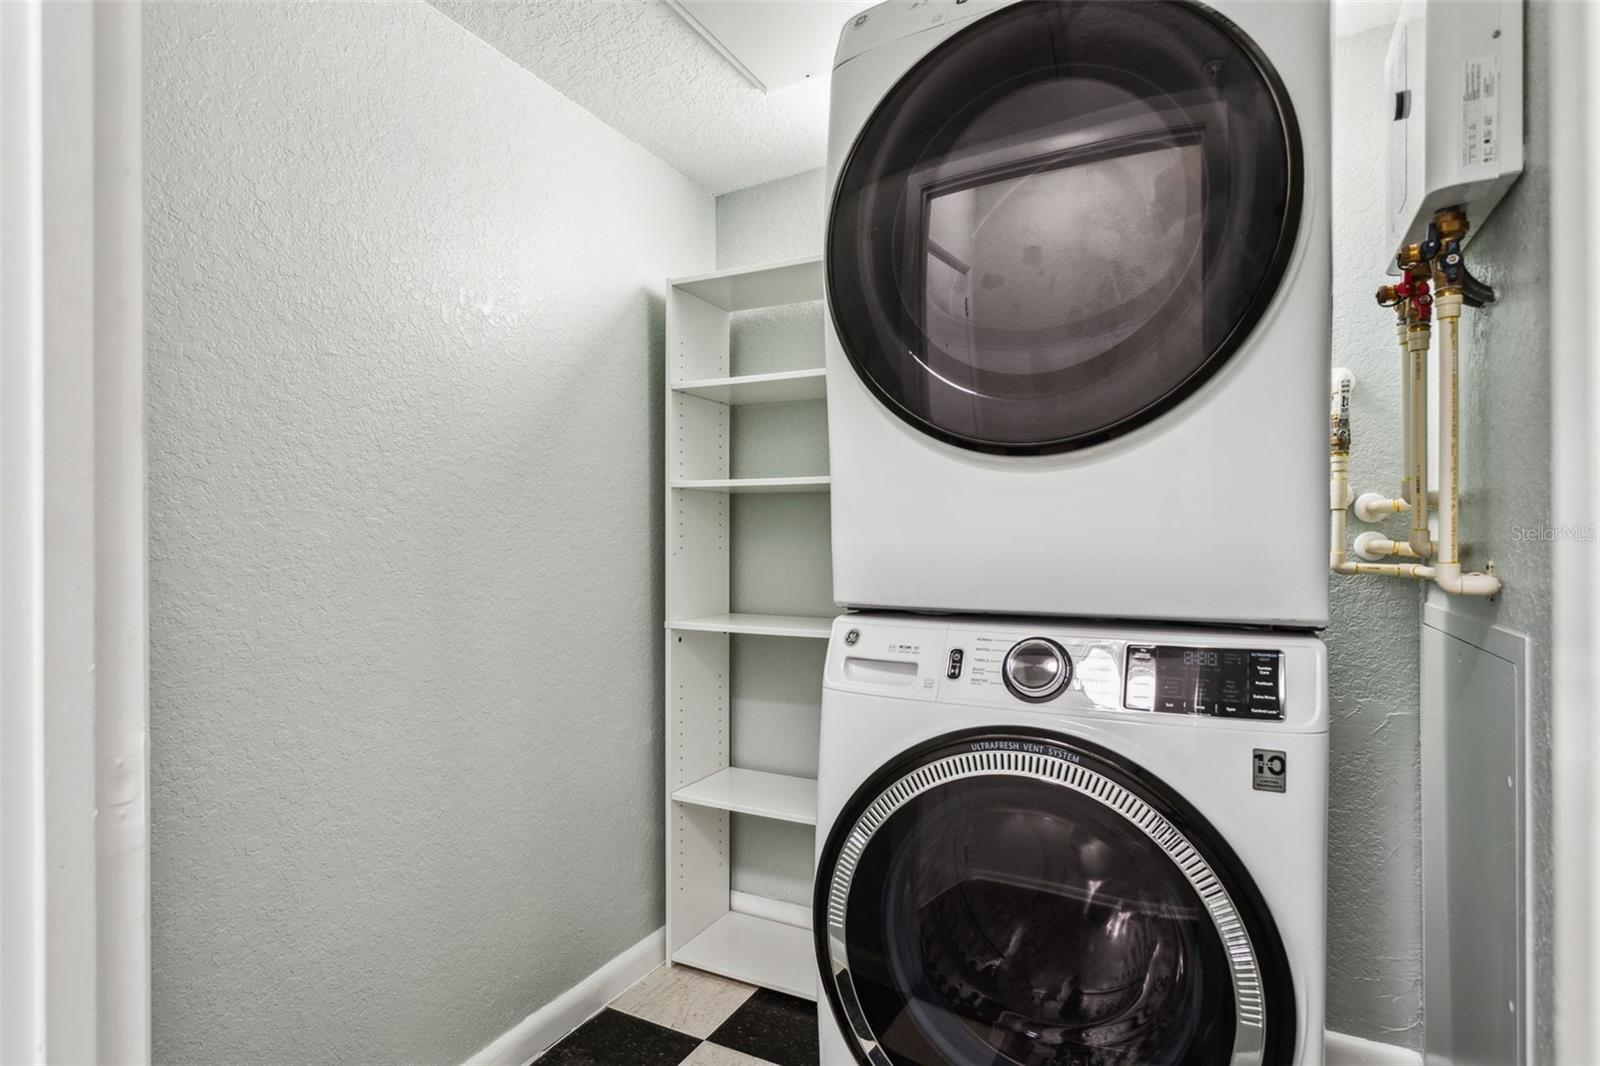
1420, 604, 1527, 1066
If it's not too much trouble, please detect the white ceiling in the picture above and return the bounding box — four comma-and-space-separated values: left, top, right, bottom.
669, 0, 875, 91
429, 0, 869, 195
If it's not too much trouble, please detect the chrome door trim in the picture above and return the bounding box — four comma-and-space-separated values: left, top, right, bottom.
820, 747, 1267, 1065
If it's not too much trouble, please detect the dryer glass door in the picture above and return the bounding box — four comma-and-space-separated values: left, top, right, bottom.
827, 0, 1302, 454
815, 731, 1294, 1066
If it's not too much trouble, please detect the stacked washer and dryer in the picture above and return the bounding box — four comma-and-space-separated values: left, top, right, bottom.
811, 2, 1332, 1064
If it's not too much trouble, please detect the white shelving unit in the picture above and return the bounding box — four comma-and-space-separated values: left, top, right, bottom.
669, 475, 831, 494
664, 254, 831, 1000
672, 367, 826, 406
671, 768, 818, 826
666, 614, 833, 640
672, 911, 817, 1000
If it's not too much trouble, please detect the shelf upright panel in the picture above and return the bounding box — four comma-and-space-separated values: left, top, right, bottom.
665, 268, 735, 957
668, 283, 731, 382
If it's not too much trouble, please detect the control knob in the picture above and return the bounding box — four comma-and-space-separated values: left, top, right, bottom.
1002, 638, 1072, 702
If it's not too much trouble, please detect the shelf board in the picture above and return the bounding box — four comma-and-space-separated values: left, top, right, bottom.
671, 368, 825, 406
673, 911, 817, 1001
667, 613, 835, 640
671, 476, 830, 494
672, 767, 818, 826
668, 256, 823, 311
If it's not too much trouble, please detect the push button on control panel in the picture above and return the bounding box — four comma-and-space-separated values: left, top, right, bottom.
1122, 645, 1286, 720
1247, 650, 1283, 716
946, 648, 964, 680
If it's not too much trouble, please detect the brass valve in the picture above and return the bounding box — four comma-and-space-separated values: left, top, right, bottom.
1428, 206, 1490, 302
1433, 206, 1469, 244
1383, 207, 1493, 308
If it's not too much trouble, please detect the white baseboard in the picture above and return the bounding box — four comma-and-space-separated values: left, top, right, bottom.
459, 926, 1415, 1066
730, 890, 812, 930
463, 928, 664, 1066
1325, 1030, 1424, 1066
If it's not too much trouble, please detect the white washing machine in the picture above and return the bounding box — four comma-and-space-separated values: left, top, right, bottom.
824, 0, 1332, 627
813, 614, 1328, 1065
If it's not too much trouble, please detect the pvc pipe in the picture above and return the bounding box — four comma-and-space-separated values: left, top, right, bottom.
1329, 370, 1353, 570
1398, 317, 1415, 504
1354, 492, 1411, 523
1436, 297, 1459, 565
1331, 243, 1498, 598
1331, 455, 1350, 570
1340, 338, 1423, 543
1407, 321, 1432, 556
1354, 530, 1431, 561
1432, 290, 1501, 597
1332, 559, 1437, 580
1433, 562, 1502, 596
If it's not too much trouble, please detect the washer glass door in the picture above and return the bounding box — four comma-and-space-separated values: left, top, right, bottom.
827, 0, 1302, 454
815, 732, 1293, 1066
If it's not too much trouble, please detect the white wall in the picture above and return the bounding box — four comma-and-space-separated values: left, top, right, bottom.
144, 3, 712, 1061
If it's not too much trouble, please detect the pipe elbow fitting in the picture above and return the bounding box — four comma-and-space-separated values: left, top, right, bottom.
1353, 493, 1409, 523
1354, 531, 1391, 561
1433, 563, 1502, 597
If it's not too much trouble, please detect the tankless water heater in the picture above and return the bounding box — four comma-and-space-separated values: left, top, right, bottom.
1385, 0, 1524, 268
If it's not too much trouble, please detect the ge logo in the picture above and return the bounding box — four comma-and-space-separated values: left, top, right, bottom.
1252, 749, 1287, 793
844, 628, 860, 646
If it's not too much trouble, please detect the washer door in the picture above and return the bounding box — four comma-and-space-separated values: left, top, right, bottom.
814, 729, 1295, 1066
826, 0, 1302, 454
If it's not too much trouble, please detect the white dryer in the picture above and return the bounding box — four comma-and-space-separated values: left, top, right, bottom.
813, 614, 1328, 1065
824, 0, 1332, 627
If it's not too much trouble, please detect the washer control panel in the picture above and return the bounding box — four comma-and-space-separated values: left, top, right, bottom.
828, 618, 1302, 725
1123, 645, 1284, 721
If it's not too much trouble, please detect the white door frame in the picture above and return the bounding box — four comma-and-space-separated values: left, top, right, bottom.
1549, 1, 1600, 1062
0, 3, 148, 1063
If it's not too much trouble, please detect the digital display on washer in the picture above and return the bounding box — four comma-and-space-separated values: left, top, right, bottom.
1123, 645, 1283, 720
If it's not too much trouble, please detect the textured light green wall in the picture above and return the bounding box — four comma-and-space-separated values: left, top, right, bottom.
1420, 3, 1554, 1056
1326, 25, 1428, 1048
1329, 9, 1553, 1053
145, 3, 713, 1062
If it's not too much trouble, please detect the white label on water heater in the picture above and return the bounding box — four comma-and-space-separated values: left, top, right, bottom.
1461, 56, 1500, 168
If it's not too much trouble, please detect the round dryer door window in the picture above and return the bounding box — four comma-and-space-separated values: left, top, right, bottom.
827, 0, 1303, 454
814, 730, 1295, 1066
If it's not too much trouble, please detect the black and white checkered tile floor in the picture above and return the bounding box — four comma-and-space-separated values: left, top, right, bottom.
535, 965, 818, 1066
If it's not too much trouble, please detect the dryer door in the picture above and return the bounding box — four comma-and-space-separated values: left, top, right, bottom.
827, 0, 1302, 454
814, 728, 1294, 1066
